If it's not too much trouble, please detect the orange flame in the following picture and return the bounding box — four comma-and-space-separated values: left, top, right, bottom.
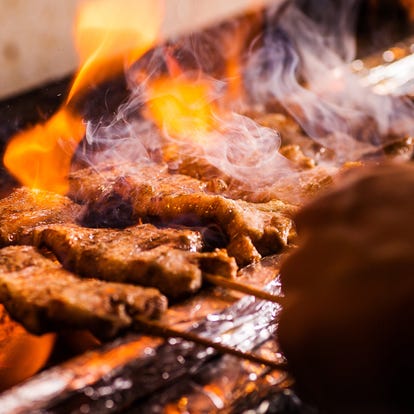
145, 15, 255, 151
225, 56, 244, 105
68, 0, 163, 102
4, 0, 163, 194
146, 49, 219, 150
147, 75, 217, 144
3, 109, 85, 194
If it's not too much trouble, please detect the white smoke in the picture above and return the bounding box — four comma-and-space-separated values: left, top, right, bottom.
79, 0, 414, 200
245, 0, 414, 161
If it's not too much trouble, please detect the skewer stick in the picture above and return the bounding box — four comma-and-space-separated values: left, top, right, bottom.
204, 273, 286, 306
135, 317, 288, 371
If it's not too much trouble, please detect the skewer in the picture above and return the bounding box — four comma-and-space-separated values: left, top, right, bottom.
354, 35, 414, 96
204, 273, 286, 305
135, 317, 288, 371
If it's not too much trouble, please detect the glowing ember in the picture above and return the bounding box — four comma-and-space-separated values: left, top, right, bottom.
4, 0, 163, 194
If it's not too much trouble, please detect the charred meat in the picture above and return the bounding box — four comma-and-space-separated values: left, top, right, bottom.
33, 223, 237, 299
0, 245, 167, 339
69, 162, 296, 265
0, 186, 236, 299
0, 187, 81, 246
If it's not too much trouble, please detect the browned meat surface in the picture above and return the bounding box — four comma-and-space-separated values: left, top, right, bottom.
0, 187, 81, 246
32, 223, 237, 299
0, 245, 167, 339
69, 163, 296, 265
279, 145, 315, 169
177, 153, 334, 206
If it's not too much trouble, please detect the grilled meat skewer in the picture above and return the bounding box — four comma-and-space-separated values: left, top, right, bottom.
0, 187, 81, 246
33, 223, 237, 299
0, 188, 236, 299
0, 245, 167, 339
0, 274, 285, 414
204, 273, 285, 304
0, 245, 283, 368
33, 223, 283, 302
69, 162, 296, 266
0, 188, 282, 302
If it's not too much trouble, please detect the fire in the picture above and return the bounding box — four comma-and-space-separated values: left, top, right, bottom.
225, 56, 244, 104
4, 0, 163, 194
68, 0, 163, 102
145, 48, 222, 157
0, 304, 55, 391
3, 109, 85, 194
144, 14, 258, 153
147, 75, 217, 144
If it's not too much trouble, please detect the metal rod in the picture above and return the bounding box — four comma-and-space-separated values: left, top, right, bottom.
354, 35, 414, 96
204, 273, 286, 306
135, 317, 288, 371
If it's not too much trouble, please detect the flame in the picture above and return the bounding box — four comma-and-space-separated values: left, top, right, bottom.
0, 304, 55, 391
145, 13, 258, 151
4, 0, 163, 194
3, 109, 85, 194
147, 75, 217, 144
225, 56, 244, 105
69, 0, 163, 102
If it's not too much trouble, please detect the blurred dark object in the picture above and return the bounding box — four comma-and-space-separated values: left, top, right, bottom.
278, 162, 414, 414
295, 0, 414, 57
356, 0, 414, 56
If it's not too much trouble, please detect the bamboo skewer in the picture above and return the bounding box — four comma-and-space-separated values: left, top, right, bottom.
127, 266, 289, 370
135, 317, 288, 371
135, 275, 287, 371
204, 273, 286, 306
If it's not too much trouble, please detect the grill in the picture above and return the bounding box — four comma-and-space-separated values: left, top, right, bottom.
0, 1, 413, 413
0, 51, 301, 414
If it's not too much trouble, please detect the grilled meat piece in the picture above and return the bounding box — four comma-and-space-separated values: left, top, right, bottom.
0, 187, 81, 246
0, 245, 167, 339
69, 163, 296, 265
32, 223, 236, 299
0, 186, 236, 299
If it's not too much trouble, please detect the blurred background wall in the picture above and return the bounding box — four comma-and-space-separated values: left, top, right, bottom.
0, 0, 78, 99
